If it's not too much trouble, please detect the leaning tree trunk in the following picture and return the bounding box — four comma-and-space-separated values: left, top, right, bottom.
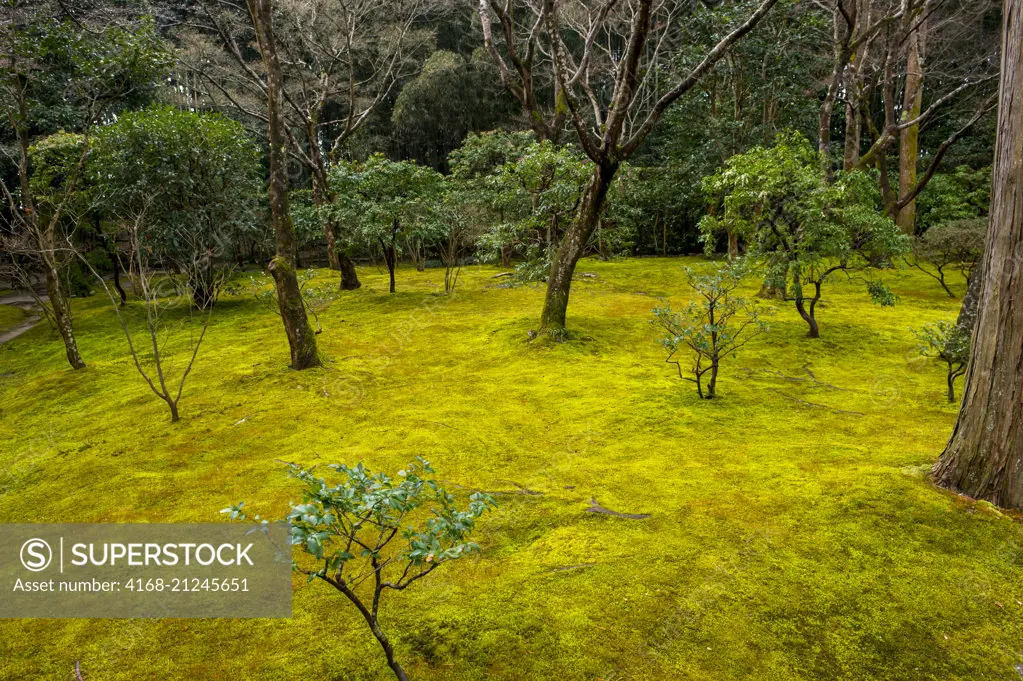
932, 0, 1023, 508
538, 161, 617, 338
247, 0, 320, 369
45, 263, 85, 369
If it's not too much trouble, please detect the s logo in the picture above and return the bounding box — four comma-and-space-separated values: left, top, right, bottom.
20, 538, 52, 572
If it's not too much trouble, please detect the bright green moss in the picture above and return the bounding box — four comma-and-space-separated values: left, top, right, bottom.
0, 305, 29, 335
0, 258, 1020, 680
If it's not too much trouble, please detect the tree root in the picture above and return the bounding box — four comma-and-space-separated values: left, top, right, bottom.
767, 389, 864, 416
742, 363, 857, 392
585, 497, 650, 519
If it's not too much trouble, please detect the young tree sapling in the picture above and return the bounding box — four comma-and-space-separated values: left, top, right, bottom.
223, 458, 495, 681
652, 260, 771, 399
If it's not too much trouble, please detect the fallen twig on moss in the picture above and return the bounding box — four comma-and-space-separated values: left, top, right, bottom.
585, 497, 650, 520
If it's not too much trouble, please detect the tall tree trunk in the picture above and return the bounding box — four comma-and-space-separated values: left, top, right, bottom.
843, 0, 871, 170
247, 0, 320, 370
12, 91, 86, 370
538, 161, 617, 339
932, 0, 1023, 508
842, 100, 863, 171
380, 225, 397, 294
819, 0, 855, 179
897, 22, 925, 234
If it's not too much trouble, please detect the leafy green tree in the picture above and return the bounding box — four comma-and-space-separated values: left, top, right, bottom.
223, 458, 495, 681
90, 105, 263, 309
913, 320, 970, 403
915, 166, 992, 232
448, 130, 536, 268
652, 260, 771, 399
430, 179, 487, 294
326, 155, 444, 293
482, 140, 590, 282
645, 0, 829, 254
25, 131, 97, 300
700, 131, 909, 338
909, 219, 987, 297
1, 8, 171, 369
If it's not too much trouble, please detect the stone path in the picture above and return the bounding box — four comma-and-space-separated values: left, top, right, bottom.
0, 293, 45, 344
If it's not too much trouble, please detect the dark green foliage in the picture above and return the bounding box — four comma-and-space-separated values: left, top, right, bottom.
910, 218, 987, 297
915, 166, 992, 232
700, 131, 909, 336
90, 105, 263, 307
391, 51, 517, 171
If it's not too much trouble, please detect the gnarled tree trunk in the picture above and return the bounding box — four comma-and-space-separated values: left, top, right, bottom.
932, 0, 1023, 508
247, 0, 320, 370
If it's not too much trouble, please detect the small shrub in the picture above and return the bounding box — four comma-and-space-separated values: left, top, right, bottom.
652, 259, 771, 399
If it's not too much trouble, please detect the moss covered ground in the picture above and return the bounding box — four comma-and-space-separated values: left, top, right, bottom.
0, 305, 28, 335
0, 257, 1021, 680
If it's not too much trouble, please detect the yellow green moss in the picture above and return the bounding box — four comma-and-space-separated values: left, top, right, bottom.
0, 258, 1020, 680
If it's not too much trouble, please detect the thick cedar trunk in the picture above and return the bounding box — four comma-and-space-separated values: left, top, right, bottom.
727, 230, 739, 260
933, 0, 1023, 508
897, 24, 924, 234
501, 245, 511, 268
339, 253, 361, 290
538, 162, 617, 338
247, 0, 320, 369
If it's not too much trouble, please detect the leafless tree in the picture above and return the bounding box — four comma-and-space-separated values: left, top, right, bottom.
476, 0, 779, 338
180, 0, 435, 290
80, 203, 220, 422
818, 0, 1000, 230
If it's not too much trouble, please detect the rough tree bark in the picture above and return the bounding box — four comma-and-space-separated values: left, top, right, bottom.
539, 162, 617, 333
897, 19, 925, 233
339, 253, 361, 290
932, 0, 1023, 508
246, 0, 320, 369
